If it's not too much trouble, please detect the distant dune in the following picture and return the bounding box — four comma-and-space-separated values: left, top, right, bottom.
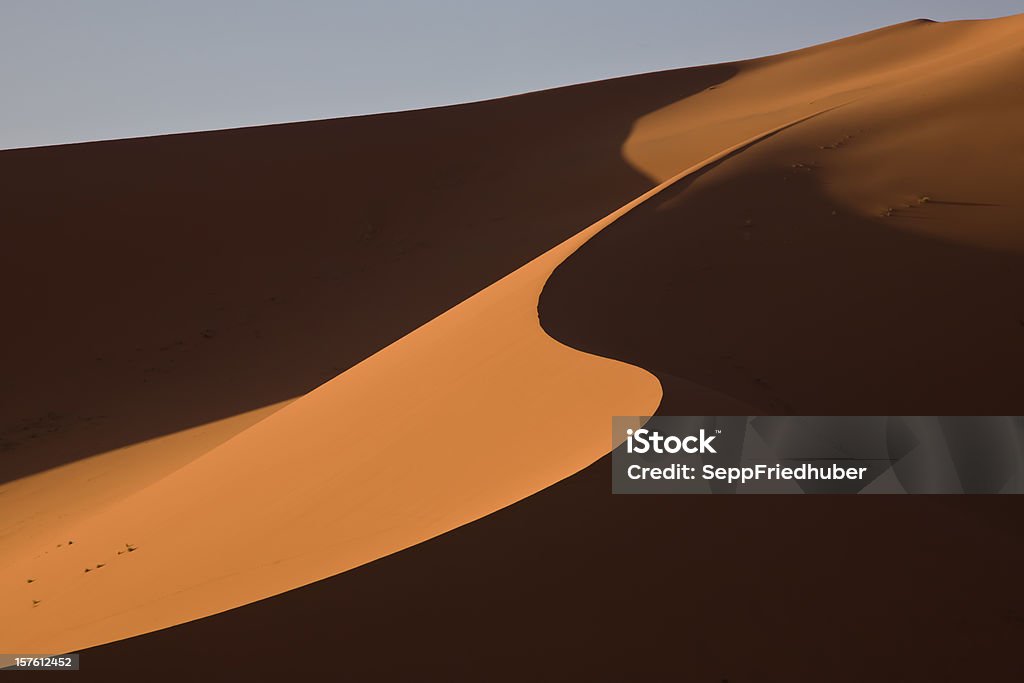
543, 15, 1024, 414
2, 13, 1023, 681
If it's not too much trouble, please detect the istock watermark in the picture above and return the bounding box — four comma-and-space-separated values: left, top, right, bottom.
612, 416, 1024, 494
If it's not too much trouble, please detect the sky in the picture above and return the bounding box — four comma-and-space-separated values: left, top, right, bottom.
1, 1, 1020, 150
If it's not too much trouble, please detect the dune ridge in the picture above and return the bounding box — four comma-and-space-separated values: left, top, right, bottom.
0, 111, 841, 653
0, 64, 731, 488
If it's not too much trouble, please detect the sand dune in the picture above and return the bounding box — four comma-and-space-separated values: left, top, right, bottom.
541, 14, 1024, 414
1, 12, 1023, 680
0, 112, 829, 655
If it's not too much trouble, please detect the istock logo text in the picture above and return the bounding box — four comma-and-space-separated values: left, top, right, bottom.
625, 428, 718, 455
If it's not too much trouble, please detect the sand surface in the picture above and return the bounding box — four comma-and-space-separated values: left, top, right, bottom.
0, 111, 827, 654
1, 12, 1023, 678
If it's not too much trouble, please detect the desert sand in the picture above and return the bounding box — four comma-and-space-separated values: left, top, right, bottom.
2, 12, 1023, 681
0, 109, 828, 655
544, 15, 1024, 416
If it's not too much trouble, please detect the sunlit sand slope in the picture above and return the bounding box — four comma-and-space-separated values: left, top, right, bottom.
0, 189, 664, 653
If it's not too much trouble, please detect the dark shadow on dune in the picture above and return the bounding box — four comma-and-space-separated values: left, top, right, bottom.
80, 456, 1024, 681
0, 64, 736, 484
538, 136, 1024, 415
75, 135, 1024, 681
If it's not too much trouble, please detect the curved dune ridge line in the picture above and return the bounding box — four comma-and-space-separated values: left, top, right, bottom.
0, 112, 830, 654
0, 63, 728, 494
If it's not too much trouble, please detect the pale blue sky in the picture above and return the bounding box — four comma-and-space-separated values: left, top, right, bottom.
1, 1, 1020, 149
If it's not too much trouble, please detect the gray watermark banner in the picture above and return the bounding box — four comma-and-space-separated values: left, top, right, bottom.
612, 416, 1024, 494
